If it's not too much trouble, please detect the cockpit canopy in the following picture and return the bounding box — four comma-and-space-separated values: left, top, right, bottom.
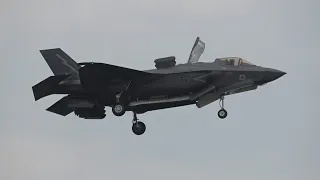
214, 57, 254, 66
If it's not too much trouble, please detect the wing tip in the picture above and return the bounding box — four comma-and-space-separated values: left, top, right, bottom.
39, 48, 63, 54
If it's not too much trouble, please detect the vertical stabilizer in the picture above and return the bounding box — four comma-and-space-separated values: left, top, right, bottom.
39, 48, 80, 80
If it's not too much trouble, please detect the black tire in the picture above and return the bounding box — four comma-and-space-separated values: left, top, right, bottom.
218, 109, 228, 119
112, 103, 126, 116
132, 121, 146, 135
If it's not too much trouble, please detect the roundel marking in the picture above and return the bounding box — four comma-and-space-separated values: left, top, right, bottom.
239, 74, 246, 81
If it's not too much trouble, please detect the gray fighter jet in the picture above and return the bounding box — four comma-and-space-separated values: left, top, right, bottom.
32, 37, 286, 135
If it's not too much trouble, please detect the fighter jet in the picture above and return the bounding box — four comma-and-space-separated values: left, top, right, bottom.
32, 37, 286, 135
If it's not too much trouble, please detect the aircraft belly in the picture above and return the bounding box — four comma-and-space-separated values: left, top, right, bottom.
129, 100, 195, 114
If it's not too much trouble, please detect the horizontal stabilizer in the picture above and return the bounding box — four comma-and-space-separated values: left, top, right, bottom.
46, 96, 75, 116
46, 95, 96, 116
32, 75, 70, 101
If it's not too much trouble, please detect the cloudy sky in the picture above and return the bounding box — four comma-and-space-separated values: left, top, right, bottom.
0, 0, 319, 179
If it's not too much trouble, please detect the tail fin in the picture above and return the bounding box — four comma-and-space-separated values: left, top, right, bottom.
39, 48, 80, 80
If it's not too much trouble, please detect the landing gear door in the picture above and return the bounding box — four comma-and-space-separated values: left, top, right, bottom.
188, 37, 205, 64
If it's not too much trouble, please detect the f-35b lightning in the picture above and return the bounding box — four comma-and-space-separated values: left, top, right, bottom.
32, 37, 286, 135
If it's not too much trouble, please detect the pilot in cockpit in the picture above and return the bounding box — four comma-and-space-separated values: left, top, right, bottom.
229, 59, 235, 65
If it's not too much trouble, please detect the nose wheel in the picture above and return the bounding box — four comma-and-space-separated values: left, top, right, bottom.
132, 112, 146, 135
218, 96, 228, 119
218, 109, 228, 119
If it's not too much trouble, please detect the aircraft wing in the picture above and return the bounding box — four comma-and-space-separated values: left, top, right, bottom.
79, 63, 162, 91
188, 37, 205, 64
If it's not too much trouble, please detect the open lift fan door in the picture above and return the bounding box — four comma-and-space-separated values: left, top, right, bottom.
154, 56, 176, 69
188, 37, 205, 64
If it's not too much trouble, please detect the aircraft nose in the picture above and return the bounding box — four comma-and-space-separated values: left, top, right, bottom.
266, 68, 286, 81
255, 68, 286, 85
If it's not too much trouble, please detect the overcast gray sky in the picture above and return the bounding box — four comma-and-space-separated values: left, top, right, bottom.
0, 0, 319, 179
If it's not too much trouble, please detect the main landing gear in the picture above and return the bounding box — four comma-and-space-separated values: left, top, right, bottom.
131, 112, 146, 135
111, 82, 132, 116
218, 96, 228, 119
112, 101, 126, 116
109, 82, 146, 135
111, 96, 146, 135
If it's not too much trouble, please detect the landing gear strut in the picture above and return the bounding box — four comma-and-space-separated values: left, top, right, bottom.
132, 112, 146, 135
111, 81, 132, 116
218, 96, 228, 119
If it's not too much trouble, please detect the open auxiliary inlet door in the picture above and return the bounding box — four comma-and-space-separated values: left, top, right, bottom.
154, 56, 176, 69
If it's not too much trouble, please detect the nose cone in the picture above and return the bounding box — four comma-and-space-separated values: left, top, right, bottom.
266, 68, 286, 81
255, 68, 286, 85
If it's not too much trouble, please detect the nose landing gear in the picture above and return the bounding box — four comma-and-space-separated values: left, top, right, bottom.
218, 96, 228, 119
